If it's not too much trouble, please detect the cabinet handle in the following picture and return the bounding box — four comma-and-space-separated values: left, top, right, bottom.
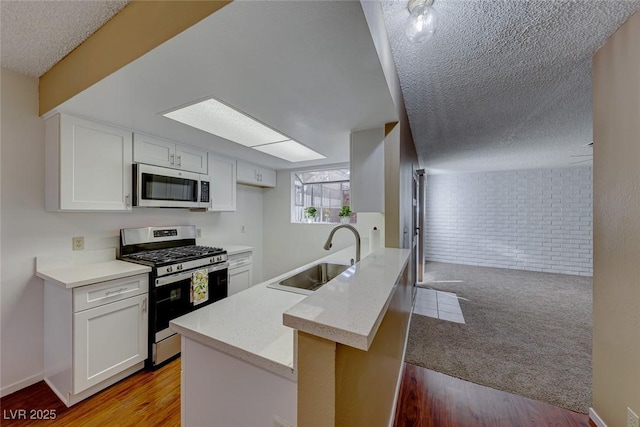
170, 154, 175, 165
142, 297, 147, 314
125, 194, 131, 208
177, 155, 182, 167
105, 287, 128, 296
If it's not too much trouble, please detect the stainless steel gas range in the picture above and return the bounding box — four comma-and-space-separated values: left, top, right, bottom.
119, 225, 228, 369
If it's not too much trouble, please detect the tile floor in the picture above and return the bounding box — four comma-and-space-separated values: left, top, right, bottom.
413, 287, 465, 324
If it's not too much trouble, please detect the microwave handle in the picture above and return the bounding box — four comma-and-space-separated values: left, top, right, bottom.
156, 262, 230, 287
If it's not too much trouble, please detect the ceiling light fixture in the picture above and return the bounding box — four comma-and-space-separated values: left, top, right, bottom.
406, 0, 437, 44
162, 97, 325, 163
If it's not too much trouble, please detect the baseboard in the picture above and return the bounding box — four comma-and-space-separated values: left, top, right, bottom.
589, 407, 607, 427
1, 372, 44, 398
387, 304, 414, 427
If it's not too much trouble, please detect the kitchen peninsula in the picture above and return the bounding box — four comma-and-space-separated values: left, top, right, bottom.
170, 245, 412, 427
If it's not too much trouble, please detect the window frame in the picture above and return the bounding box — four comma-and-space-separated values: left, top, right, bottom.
290, 166, 355, 224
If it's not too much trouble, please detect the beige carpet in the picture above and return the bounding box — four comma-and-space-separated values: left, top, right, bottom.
406, 261, 592, 414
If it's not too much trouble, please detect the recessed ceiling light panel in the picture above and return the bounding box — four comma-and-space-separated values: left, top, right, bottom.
253, 140, 326, 162
163, 98, 289, 147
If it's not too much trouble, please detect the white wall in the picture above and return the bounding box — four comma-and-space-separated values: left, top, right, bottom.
0, 68, 265, 395
425, 167, 593, 276
262, 169, 385, 281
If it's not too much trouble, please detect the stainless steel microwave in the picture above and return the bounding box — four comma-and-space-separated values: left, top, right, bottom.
133, 164, 210, 208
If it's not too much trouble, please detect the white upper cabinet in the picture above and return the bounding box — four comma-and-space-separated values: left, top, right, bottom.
176, 145, 208, 174
350, 127, 385, 213
133, 133, 207, 174
132, 134, 174, 169
237, 160, 276, 188
208, 153, 237, 212
45, 113, 133, 212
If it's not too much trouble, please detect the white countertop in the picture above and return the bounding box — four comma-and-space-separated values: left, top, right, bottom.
36, 248, 151, 289
170, 245, 363, 380
222, 245, 253, 256
170, 242, 410, 379
283, 247, 411, 351
170, 282, 305, 380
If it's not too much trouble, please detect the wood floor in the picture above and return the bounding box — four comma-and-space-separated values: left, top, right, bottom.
0, 359, 181, 426
2, 359, 594, 426
394, 363, 594, 427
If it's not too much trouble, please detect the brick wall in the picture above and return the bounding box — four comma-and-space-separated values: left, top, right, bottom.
425, 167, 592, 276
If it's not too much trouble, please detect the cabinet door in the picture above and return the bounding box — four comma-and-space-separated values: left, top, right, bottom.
208, 154, 236, 211
237, 161, 276, 187
258, 168, 277, 187
58, 115, 133, 211
236, 161, 257, 185
228, 265, 252, 296
73, 294, 148, 393
176, 145, 208, 174
133, 133, 176, 169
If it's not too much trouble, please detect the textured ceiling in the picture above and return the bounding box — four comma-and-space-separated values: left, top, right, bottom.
3, 0, 639, 173
0, 0, 129, 77
381, 0, 640, 173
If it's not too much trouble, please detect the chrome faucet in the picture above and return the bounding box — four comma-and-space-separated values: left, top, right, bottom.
323, 224, 361, 265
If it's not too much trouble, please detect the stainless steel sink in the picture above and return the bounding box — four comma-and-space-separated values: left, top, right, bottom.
267, 263, 351, 295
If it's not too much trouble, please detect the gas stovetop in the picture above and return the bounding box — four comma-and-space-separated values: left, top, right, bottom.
119, 226, 229, 277
122, 245, 225, 267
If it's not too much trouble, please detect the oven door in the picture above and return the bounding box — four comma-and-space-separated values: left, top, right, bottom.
150, 262, 228, 367
133, 163, 202, 208
154, 262, 229, 335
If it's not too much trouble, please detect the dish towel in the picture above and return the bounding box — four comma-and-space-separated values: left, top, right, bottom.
191, 269, 209, 306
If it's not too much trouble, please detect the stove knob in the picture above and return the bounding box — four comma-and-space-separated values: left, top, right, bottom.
210, 257, 215, 263
177, 264, 183, 271
167, 266, 173, 273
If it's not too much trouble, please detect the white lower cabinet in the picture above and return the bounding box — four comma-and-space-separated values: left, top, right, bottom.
227, 251, 254, 296
44, 274, 148, 406
73, 294, 148, 393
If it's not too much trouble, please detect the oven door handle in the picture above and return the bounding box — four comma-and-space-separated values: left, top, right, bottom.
156, 262, 230, 287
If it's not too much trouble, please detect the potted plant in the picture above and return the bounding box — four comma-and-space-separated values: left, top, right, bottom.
338, 205, 352, 223
304, 206, 318, 223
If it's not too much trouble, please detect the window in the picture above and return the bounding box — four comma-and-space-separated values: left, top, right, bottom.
291, 168, 355, 224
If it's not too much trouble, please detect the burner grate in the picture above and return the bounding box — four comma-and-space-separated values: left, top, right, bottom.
124, 245, 224, 264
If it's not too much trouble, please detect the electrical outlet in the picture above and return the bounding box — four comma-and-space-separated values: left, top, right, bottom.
628, 407, 639, 427
72, 236, 84, 251
241, 225, 246, 233
273, 416, 292, 427
196, 228, 202, 238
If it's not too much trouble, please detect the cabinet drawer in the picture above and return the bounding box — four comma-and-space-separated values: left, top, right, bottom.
73, 274, 149, 312
228, 252, 253, 270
